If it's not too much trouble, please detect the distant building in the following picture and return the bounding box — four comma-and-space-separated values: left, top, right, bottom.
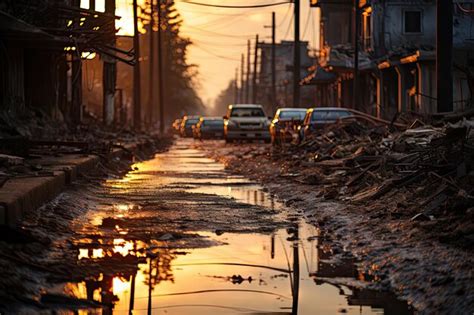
0, 1, 118, 126
258, 40, 315, 114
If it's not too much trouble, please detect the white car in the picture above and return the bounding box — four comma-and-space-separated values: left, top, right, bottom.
223, 104, 271, 143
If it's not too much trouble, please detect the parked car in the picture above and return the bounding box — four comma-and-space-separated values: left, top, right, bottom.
298, 107, 354, 141
180, 115, 200, 137
194, 117, 225, 140
270, 108, 307, 145
223, 104, 271, 143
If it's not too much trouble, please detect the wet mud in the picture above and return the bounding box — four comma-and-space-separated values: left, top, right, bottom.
0, 139, 413, 314
198, 139, 474, 314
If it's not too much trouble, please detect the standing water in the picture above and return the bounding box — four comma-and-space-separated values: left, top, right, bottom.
44, 139, 412, 314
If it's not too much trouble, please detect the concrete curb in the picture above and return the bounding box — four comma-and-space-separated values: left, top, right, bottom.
0, 144, 140, 227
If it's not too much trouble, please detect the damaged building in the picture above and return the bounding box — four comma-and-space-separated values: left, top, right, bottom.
303, 0, 474, 119
0, 0, 123, 134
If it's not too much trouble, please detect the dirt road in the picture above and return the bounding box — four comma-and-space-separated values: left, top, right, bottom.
1, 139, 414, 314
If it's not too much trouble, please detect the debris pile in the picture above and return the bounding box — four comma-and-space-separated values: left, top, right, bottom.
0, 111, 172, 183
274, 119, 474, 249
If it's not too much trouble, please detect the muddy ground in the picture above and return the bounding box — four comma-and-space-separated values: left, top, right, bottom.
196, 139, 474, 314
0, 137, 468, 314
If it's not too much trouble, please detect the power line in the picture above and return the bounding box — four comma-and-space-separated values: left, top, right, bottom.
193, 43, 241, 61
192, 39, 248, 47
276, 3, 292, 27
178, 0, 291, 9
182, 24, 254, 38
282, 12, 293, 39
302, 4, 312, 39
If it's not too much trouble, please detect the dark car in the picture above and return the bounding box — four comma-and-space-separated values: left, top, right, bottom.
180, 115, 200, 137
194, 117, 225, 140
270, 108, 307, 145
298, 107, 354, 141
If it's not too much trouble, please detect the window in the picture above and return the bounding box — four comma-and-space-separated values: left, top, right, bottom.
404, 11, 422, 33
279, 110, 307, 120
311, 110, 352, 121
230, 108, 265, 117
185, 119, 199, 125
203, 119, 223, 126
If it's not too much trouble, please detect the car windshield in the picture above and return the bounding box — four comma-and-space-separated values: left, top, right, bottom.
311, 110, 352, 121
204, 120, 223, 126
185, 119, 199, 125
279, 110, 307, 120
230, 108, 265, 117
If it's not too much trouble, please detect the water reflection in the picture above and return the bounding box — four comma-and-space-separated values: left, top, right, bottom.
57, 140, 412, 314
69, 224, 411, 314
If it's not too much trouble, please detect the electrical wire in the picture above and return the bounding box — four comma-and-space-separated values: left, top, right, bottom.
311, 7, 317, 52
192, 38, 248, 47
282, 12, 293, 40
193, 43, 241, 61
302, 4, 312, 39
178, 0, 291, 9
182, 24, 254, 38
276, 3, 292, 27
190, 11, 251, 29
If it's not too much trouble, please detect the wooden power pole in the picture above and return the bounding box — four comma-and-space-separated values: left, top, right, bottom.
353, 0, 360, 110
293, 0, 300, 107
157, 0, 165, 133
133, 0, 141, 129
246, 39, 251, 103
240, 53, 245, 104
102, 0, 116, 126
234, 67, 239, 103
252, 34, 259, 104
271, 12, 276, 112
148, 0, 154, 127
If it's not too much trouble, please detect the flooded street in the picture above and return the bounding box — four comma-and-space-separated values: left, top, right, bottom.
7, 139, 412, 314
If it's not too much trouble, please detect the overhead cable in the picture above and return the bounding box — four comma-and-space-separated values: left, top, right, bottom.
178, 0, 291, 9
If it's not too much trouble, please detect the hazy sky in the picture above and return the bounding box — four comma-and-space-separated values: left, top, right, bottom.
90, 0, 320, 107
174, 0, 321, 106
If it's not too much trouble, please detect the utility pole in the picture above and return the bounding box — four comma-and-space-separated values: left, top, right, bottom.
234, 67, 239, 103
133, 0, 141, 129
293, 0, 300, 107
271, 12, 276, 112
437, 0, 453, 113
103, 0, 116, 126
353, 0, 360, 110
240, 53, 245, 104
157, 0, 165, 133
246, 40, 251, 103
252, 34, 259, 104
148, 0, 154, 128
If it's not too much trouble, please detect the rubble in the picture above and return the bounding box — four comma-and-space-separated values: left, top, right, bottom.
269, 118, 474, 249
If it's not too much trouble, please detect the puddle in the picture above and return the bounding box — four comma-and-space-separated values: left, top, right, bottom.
53, 139, 413, 314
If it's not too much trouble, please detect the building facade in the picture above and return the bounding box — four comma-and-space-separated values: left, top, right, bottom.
305, 0, 474, 119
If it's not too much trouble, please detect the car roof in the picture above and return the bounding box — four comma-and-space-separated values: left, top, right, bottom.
200, 116, 223, 120
184, 115, 200, 119
229, 104, 263, 109
309, 107, 352, 112
278, 108, 308, 111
